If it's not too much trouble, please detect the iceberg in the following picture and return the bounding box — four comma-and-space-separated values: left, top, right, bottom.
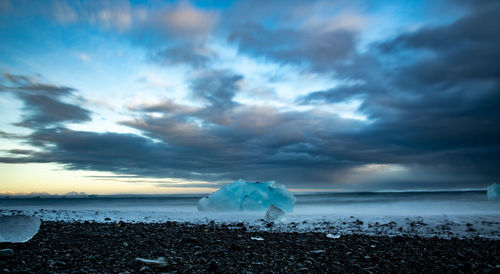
135, 257, 168, 269
264, 204, 286, 222
0, 215, 41, 243
487, 183, 500, 199
197, 180, 296, 212
326, 233, 341, 239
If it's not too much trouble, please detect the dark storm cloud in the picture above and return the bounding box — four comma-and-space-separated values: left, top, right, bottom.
129, 99, 196, 114
13, 93, 91, 128
229, 23, 358, 72
1, 1, 499, 190
2, 73, 75, 96
0, 128, 206, 178
297, 84, 368, 104
223, 0, 367, 73
0, 121, 352, 185
0, 73, 91, 129
121, 96, 368, 185
150, 43, 214, 68
0, 73, 359, 185
190, 70, 243, 110
297, 3, 500, 183
0, 130, 24, 139
123, 70, 245, 148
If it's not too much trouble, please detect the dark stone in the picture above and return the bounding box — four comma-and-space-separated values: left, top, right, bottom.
230, 243, 242, 251
208, 260, 218, 272
393, 236, 404, 243
0, 249, 14, 258
181, 237, 199, 244
0, 221, 497, 273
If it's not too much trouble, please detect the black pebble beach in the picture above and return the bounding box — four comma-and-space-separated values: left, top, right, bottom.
0, 221, 499, 273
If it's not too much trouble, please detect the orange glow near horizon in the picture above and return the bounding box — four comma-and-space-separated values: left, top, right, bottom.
0, 163, 221, 195
0, 163, 347, 195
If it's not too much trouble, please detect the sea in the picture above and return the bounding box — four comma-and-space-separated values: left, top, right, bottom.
1, 190, 499, 238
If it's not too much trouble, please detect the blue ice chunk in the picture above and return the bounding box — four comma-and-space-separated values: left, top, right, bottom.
0, 215, 40, 243
197, 180, 296, 212
487, 183, 500, 199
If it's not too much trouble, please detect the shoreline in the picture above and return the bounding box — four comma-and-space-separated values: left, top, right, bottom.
3, 208, 500, 240
1, 221, 499, 273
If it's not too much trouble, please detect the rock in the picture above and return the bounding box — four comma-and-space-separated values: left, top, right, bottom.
208, 260, 218, 272
122, 242, 128, 247
0, 249, 14, 258
139, 266, 151, 272
181, 237, 199, 244
393, 235, 404, 242
54, 261, 67, 268
230, 243, 242, 251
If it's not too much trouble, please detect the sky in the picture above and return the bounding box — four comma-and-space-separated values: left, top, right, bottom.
0, 0, 499, 194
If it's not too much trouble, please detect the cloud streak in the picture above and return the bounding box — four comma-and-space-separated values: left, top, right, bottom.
0, 73, 91, 129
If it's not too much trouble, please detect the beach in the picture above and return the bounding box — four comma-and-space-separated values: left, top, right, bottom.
1, 191, 499, 272
1, 221, 499, 273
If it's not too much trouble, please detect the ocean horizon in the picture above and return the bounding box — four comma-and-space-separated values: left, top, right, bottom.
2, 189, 499, 239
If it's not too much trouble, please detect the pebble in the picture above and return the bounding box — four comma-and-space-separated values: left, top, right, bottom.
208, 260, 218, 272
0, 249, 14, 258
0, 221, 497, 273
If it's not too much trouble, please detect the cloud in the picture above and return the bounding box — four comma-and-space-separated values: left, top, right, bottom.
0, 73, 366, 186
151, 43, 215, 68
77, 53, 91, 62
189, 70, 243, 109
141, 3, 218, 68
1, 1, 499, 190
156, 2, 217, 37
229, 23, 358, 73
379, 6, 500, 88
1, 1, 219, 68
0, 73, 91, 129
297, 3, 500, 182
225, 1, 367, 73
